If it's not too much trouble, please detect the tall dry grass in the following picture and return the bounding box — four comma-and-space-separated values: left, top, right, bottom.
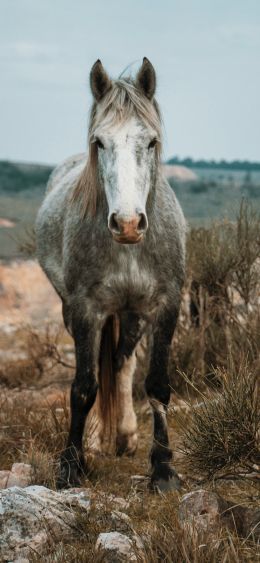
0, 199, 259, 561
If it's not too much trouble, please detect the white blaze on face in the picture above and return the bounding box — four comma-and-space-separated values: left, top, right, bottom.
94, 116, 157, 225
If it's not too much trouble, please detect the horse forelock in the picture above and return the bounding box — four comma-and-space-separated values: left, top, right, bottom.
72, 78, 162, 217
90, 79, 162, 140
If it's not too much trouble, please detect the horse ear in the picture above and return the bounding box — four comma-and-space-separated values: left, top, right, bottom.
90, 60, 112, 102
136, 57, 156, 100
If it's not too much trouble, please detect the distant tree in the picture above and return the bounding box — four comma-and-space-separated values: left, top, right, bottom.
165, 157, 260, 171
0, 160, 53, 192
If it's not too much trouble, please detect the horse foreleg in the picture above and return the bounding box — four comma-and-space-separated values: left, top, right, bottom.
85, 395, 104, 454
57, 315, 98, 488
145, 307, 181, 492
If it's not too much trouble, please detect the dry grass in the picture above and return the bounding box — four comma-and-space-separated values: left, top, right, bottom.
1, 200, 259, 561
28, 485, 260, 562
0, 390, 70, 485
1, 385, 258, 562
180, 361, 259, 478
0, 325, 73, 389
172, 200, 260, 382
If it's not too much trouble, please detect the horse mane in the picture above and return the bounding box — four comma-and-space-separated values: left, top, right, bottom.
71, 78, 162, 217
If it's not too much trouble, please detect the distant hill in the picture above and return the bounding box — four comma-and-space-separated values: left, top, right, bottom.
166, 157, 260, 171
163, 164, 198, 181
1, 158, 260, 196
0, 160, 54, 193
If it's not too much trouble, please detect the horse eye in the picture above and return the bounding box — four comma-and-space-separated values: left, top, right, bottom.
96, 138, 105, 150
148, 138, 157, 150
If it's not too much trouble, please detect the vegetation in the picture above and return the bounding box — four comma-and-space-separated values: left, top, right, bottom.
181, 362, 259, 478
167, 156, 260, 171
0, 200, 259, 561
0, 160, 53, 193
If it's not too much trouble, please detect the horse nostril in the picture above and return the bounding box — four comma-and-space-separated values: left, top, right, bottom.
109, 213, 120, 234
137, 213, 148, 233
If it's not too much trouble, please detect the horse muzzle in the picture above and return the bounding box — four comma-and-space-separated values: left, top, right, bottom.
108, 212, 148, 244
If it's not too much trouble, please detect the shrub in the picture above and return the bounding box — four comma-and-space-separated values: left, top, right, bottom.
178, 201, 260, 378
181, 361, 260, 477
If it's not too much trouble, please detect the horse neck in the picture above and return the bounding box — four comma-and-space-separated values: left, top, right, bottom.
145, 163, 162, 219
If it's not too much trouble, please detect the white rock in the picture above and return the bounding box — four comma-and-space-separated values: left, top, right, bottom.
7, 463, 33, 488
0, 463, 33, 490
96, 531, 140, 561
0, 470, 9, 489
0, 485, 91, 561
111, 510, 132, 525
179, 489, 260, 541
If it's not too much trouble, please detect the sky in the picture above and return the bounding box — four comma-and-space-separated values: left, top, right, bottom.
0, 0, 259, 164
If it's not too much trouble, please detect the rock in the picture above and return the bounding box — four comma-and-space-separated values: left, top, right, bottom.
7, 463, 33, 488
230, 504, 260, 541
0, 485, 91, 561
109, 510, 133, 535
95, 531, 142, 562
111, 510, 132, 525
179, 489, 225, 535
0, 470, 9, 489
0, 463, 33, 489
93, 491, 130, 511
179, 489, 260, 540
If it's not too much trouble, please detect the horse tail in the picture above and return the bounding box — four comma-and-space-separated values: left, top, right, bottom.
98, 314, 119, 442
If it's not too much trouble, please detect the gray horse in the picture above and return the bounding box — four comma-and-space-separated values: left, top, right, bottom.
36, 58, 186, 491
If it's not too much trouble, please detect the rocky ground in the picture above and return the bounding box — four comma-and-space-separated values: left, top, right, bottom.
0, 260, 259, 562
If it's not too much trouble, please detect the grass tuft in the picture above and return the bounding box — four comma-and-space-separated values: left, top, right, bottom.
181, 361, 260, 477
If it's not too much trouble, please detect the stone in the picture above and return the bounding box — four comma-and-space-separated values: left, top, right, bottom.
179, 489, 260, 540
0, 470, 9, 489
95, 531, 141, 562
0, 485, 91, 561
0, 463, 33, 490
111, 510, 132, 525
179, 489, 225, 535
7, 463, 33, 488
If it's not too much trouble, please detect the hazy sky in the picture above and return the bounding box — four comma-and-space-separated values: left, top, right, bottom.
0, 0, 259, 164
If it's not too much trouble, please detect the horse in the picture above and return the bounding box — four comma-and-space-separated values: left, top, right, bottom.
36, 57, 186, 491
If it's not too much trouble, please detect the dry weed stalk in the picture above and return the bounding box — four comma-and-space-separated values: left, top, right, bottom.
0, 325, 74, 388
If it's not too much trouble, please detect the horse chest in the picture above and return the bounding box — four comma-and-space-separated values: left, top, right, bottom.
94, 254, 164, 316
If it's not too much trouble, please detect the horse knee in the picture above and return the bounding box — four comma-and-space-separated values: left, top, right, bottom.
71, 378, 98, 412
145, 376, 171, 406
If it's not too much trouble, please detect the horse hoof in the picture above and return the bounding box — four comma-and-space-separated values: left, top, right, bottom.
116, 433, 138, 457
56, 464, 84, 489
150, 470, 182, 493
57, 448, 86, 489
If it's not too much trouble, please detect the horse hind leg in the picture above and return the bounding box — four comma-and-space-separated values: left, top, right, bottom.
116, 352, 138, 456
115, 312, 145, 456
78, 352, 138, 458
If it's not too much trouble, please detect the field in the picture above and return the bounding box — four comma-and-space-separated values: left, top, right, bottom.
0, 163, 259, 561
1, 160, 260, 257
